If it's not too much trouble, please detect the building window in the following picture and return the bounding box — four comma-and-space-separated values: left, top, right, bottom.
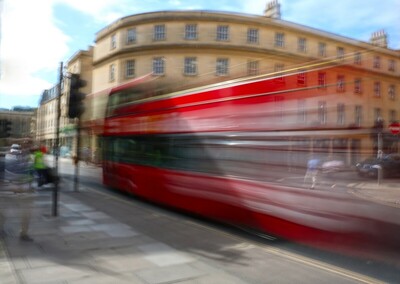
318, 72, 326, 89
109, 64, 115, 81
110, 34, 117, 49
374, 82, 381, 97
274, 63, 284, 82
297, 37, 307, 53
373, 56, 381, 69
374, 108, 382, 122
354, 78, 362, 94
389, 110, 397, 123
354, 52, 362, 65
388, 59, 396, 72
126, 28, 136, 44
247, 60, 259, 76
355, 105, 362, 126
154, 24, 166, 41
184, 57, 197, 75
125, 60, 135, 77
337, 47, 344, 60
216, 58, 229, 76
337, 75, 345, 92
318, 101, 327, 125
185, 24, 197, 40
297, 70, 306, 86
247, 28, 259, 44
318, 42, 326, 57
153, 57, 165, 75
337, 103, 345, 125
275, 32, 285, 47
216, 25, 229, 41
297, 100, 307, 123
389, 84, 396, 100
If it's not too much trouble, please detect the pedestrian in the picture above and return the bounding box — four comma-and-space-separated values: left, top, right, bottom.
1, 140, 36, 241
304, 156, 321, 189
33, 145, 53, 187
82, 147, 91, 165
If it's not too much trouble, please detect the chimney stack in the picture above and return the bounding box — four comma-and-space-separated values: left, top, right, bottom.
264, 0, 281, 19
370, 30, 388, 48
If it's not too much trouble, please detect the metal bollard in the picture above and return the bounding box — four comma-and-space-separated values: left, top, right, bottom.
372, 165, 382, 186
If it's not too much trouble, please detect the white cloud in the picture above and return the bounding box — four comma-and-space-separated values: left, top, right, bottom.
279, 0, 400, 48
236, 0, 265, 15
0, 0, 69, 106
57, 0, 130, 24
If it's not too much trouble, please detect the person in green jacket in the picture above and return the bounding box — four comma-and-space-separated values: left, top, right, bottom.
33, 146, 51, 187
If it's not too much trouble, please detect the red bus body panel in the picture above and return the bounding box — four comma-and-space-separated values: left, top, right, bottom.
102, 68, 400, 265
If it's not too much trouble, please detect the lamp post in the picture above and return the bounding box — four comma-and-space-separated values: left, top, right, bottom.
373, 117, 384, 186
375, 117, 384, 158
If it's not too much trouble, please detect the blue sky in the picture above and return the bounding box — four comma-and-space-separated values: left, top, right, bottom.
0, 0, 399, 109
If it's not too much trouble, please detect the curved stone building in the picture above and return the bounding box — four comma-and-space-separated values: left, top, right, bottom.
65, 3, 399, 161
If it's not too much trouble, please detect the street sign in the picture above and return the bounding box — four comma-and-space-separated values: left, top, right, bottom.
389, 122, 400, 135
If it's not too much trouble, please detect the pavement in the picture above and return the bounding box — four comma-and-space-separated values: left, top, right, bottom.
0, 164, 399, 284
347, 180, 400, 208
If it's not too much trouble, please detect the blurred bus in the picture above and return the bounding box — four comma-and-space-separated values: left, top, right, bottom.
102, 66, 400, 264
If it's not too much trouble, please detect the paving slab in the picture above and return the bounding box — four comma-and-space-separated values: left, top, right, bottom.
135, 263, 206, 284
0, 241, 18, 284
138, 242, 195, 267
18, 265, 93, 284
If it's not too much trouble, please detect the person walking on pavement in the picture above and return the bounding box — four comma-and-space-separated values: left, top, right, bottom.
304, 156, 321, 189
81, 147, 91, 165
33, 145, 52, 187
1, 140, 36, 241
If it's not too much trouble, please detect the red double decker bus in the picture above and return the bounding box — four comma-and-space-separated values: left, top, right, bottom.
102, 67, 400, 264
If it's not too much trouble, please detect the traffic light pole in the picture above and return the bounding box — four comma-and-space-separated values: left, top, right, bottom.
65, 72, 86, 193
53, 61, 63, 217
74, 117, 82, 192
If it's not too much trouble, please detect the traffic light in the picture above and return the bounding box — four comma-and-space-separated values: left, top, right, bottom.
374, 117, 384, 131
68, 74, 86, 118
5, 119, 11, 137
0, 119, 12, 138
371, 117, 384, 138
